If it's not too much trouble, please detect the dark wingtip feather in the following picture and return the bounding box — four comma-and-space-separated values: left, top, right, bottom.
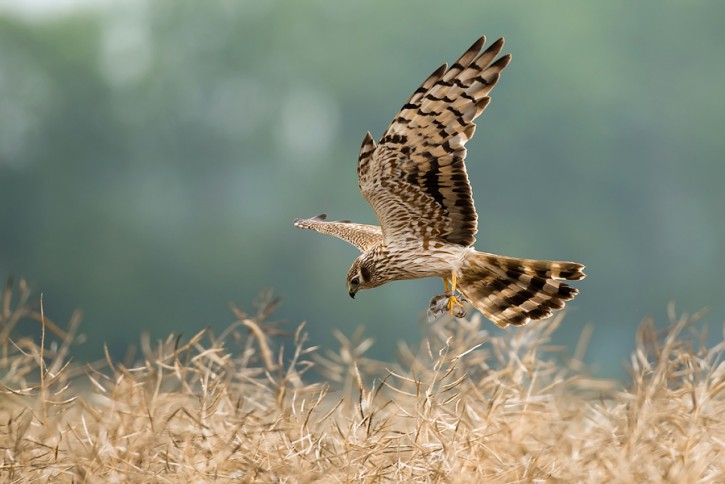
468, 36, 486, 55
294, 213, 328, 228
492, 53, 512, 69
433, 63, 448, 78
475, 37, 506, 64
489, 37, 505, 51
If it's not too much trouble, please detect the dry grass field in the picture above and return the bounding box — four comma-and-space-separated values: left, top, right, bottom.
1, 278, 724, 482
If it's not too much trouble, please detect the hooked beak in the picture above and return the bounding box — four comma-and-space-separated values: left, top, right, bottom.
348, 290, 356, 299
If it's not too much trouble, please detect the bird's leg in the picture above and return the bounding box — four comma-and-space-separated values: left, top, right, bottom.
447, 272, 464, 314
442, 277, 451, 295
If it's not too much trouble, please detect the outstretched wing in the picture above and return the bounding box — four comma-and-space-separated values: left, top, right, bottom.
358, 36, 510, 247
293, 214, 383, 253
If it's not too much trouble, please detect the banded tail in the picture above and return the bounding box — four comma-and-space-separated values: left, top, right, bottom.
459, 251, 585, 327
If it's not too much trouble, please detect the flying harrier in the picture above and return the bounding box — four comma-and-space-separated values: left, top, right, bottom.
294, 36, 585, 327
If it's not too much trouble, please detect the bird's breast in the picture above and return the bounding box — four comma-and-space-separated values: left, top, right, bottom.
381, 241, 471, 280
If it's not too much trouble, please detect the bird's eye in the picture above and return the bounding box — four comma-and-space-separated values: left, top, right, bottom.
351, 277, 360, 285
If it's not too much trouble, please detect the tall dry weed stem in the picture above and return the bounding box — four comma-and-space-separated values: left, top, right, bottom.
1, 279, 724, 482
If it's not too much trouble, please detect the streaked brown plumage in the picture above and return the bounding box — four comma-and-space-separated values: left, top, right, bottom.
294, 36, 585, 328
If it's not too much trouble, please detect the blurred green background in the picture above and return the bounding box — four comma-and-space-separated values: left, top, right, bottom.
1, 1, 724, 378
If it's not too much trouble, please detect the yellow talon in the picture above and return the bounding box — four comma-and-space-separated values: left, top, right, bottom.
447, 273, 463, 315
447, 295, 463, 312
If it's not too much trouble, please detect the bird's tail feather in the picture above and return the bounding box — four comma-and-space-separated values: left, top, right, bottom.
458, 251, 585, 328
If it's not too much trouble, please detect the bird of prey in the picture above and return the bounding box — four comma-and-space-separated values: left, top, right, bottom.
294, 36, 585, 327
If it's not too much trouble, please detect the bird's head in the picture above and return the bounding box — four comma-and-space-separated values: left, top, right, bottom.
346, 255, 377, 298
